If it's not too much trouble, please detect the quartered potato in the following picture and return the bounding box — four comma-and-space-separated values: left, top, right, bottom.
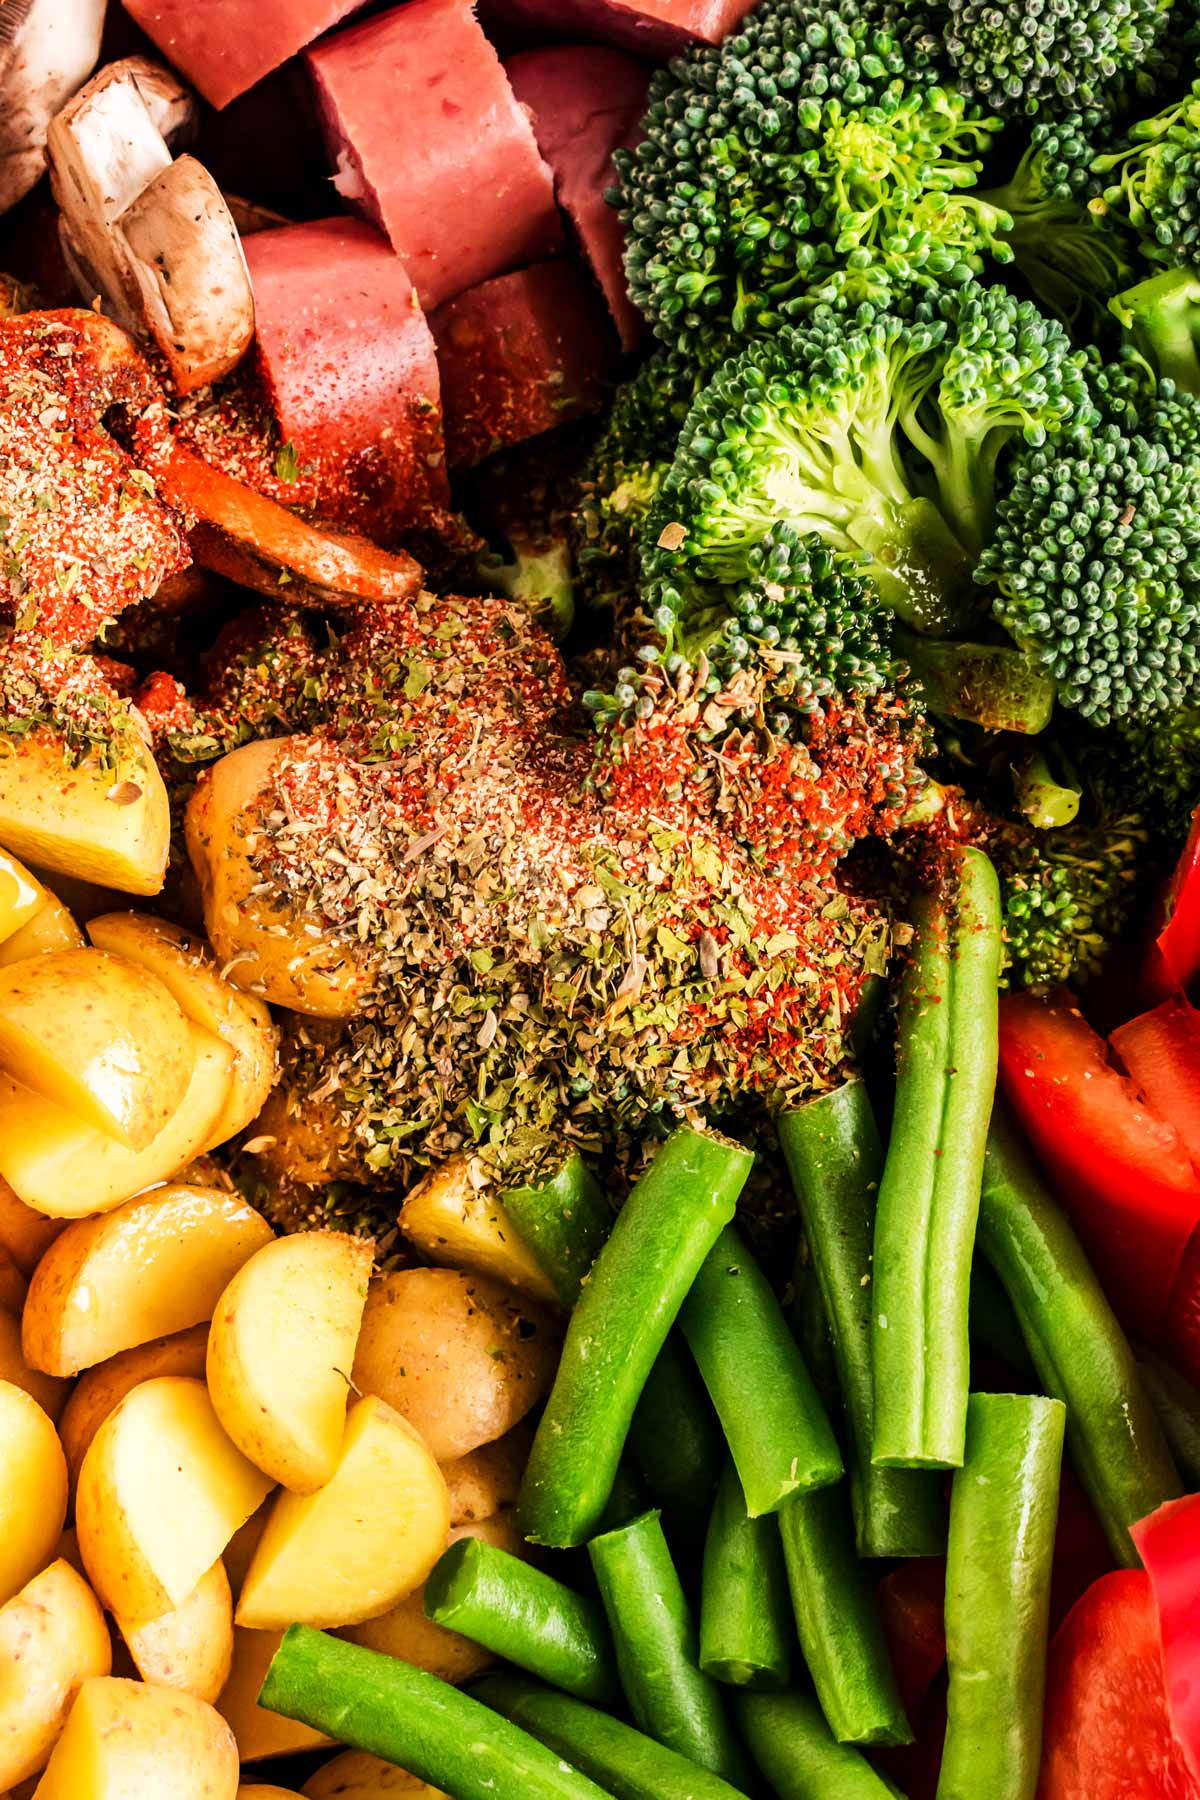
32, 1677, 239, 1799
57, 1325, 209, 1492
0, 724, 171, 896
0, 1559, 110, 1789
0, 1180, 64, 1275
304, 1753, 449, 1795
398, 1157, 559, 1305
0, 1382, 67, 1606
0, 852, 83, 970
116, 1558, 233, 1703
440, 1423, 532, 1526
216, 1625, 333, 1762
21, 1186, 272, 1376
0, 1309, 68, 1422
206, 1231, 373, 1492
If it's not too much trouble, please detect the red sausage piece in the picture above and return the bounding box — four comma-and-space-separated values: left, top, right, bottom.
484, 0, 757, 60
123, 0, 365, 110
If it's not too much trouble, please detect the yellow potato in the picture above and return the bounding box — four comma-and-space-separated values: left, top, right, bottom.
236, 1395, 449, 1631
216, 1626, 332, 1762
57, 1325, 209, 1492
0, 1310, 67, 1422
0, 850, 44, 945
22, 1185, 273, 1377
399, 1158, 559, 1305
0, 949, 193, 1150
0, 1021, 234, 1217
0, 1181, 64, 1275
32, 1676, 238, 1798
247, 1082, 359, 1187
304, 1754, 447, 1796
116, 1559, 233, 1703
0, 721, 170, 896
76, 1376, 273, 1624
0, 1382, 67, 1605
186, 739, 376, 1019
0, 1251, 24, 1319
207, 1231, 373, 1492
0, 1560, 110, 1788
86, 913, 280, 1143
352, 1269, 559, 1461
0, 893, 84, 968
240, 1788, 302, 1798
341, 1511, 527, 1686
440, 1422, 532, 1526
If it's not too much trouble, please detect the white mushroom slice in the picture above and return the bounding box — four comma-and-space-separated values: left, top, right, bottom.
0, 0, 105, 217
47, 56, 254, 395
221, 193, 292, 237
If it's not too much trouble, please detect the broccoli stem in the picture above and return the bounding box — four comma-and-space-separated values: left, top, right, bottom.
897, 633, 1057, 733
1110, 269, 1200, 396
847, 498, 977, 634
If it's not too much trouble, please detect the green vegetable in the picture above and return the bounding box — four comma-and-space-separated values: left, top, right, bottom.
777, 1483, 912, 1748
677, 1224, 842, 1515
517, 1127, 751, 1547
947, 1, 1170, 119
589, 1509, 750, 1788
733, 1689, 904, 1799
872, 847, 1003, 1469
627, 1332, 723, 1547
938, 1392, 1066, 1800
699, 1462, 793, 1690
1139, 1349, 1200, 1490
979, 1106, 1183, 1563
1094, 93, 1200, 279
259, 1628, 610, 1800
501, 1152, 612, 1306
968, 1257, 1036, 1379
476, 1672, 751, 1800
780, 1083, 945, 1557
423, 1537, 619, 1707
898, 634, 1056, 735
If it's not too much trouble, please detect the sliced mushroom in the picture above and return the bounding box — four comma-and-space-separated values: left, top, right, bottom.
221, 193, 293, 237
0, 0, 105, 217
47, 56, 254, 395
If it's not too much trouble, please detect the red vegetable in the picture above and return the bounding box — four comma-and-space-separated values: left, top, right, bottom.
998, 993, 1200, 1337
877, 1557, 946, 1726
123, 0, 363, 110
307, 0, 562, 311
1132, 1496, 1200, 1790
1049, 1467, 1116, 1635
484, 0, 758, 59
1112, 999, 1200, 1169
506, 45, 650, 350
1039, 1569, 1200, 1799
1142, 810, 1200, 1011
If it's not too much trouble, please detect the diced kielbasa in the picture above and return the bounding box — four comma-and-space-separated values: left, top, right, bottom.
122, 0, 365, 110
482, 0, 757, 60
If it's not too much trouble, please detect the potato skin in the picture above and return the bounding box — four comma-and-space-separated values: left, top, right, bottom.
352, 1268, 559, 1461
304, 1749, 449, 1794
57, 1324, 209, 1492
32, 1676, 239, 1799
0, 1178, 65, 1273
0, 1559, 111, 1788
0, 1308, 68, 1423
117, 1558, 234, 1703
440, 1422, 532, 1526
0, 1381, 68, 1606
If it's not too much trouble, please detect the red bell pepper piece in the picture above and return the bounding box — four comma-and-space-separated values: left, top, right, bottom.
1039, 1569, 1200, 1799
1132, 1496, 1200, 1791
877, 1556, 947, 1726
1167, 1227, 1200, 1391
1141, 808, 1200, 1010
1049, 1467, 1116, 1636
998, 993, 1200, 1337
1112, 998, 1200, 1168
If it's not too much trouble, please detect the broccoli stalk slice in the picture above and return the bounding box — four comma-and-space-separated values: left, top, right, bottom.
1012, 749, 1083, 830
1110, 269, 1200, 396
478, 541, 575, 641
897, 632, 1057, 734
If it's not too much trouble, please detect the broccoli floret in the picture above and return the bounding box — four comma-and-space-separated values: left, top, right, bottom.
996, 804, 1150, 989
612, 0, 1012, 357
478, 541, 575, 640
1110, 267, 1200, 393
945, 0, 1173, 116
977, 423, 1200, 722
1115, 705, 1200, 839
1091, 78, 1200, 266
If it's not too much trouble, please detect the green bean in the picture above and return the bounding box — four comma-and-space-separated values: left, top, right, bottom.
938, 1392, 1065, 1800
699, 1462, 792, 1690
979, 1106, 1182, 1564
872, 846, 1003, 1470
969, 1255, 1036, 1379
595, 1459, 652, 1533
476, 1672, 751, 1800
589, 1509, 750, 1789
423, 1536, 619, 1706
677, 1225, 842, 1516
788, 1255, 842, 1419
628, 1332, 722, 1546
734, 1689, 904, 1799
259, 1628, 611, 1800
777, 1483, 912, 1747
502, 1152, 612, 1305
518, 1127, 752, 1547
780, 1084, 945, 1556
1140, 1348, 1200, 1489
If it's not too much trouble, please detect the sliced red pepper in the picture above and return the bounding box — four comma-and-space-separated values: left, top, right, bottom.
998, 993, 1200, 1337
1050, 1466, 1117, 1636
1132, 1496, 1200, 1791
1167, 1228, 1200, 1390
1141, 809, 1200, 1010
1113, 999, 1200, 1168
877, 1556, 947, 1726
1039, 1569, 1200, 1799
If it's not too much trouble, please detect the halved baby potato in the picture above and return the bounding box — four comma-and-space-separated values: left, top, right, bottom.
0, 1309, 68, 1422
216, 1625, 332, 1763
0, 850, 44, 945
440, 1423, 532, 1526
0, 889, 84, 968
32, 1677, 239, 1799
207, 1231, 373, 1492
58, 1325, 209, 1491
0, 723, 171, 896
398, 1158, 559, 1305
76, 1376, 273, 1624
0, 1021, 234, 1217
236, 1395, 449, 1631
22, 1185, 273, 1377
86, 913, 279, 1144
116, 1558, 233, 1703
303, 1753, 448, 1796
0, 1559, 110, 1789
0, 949, 193, 1150
0, 1382, 67, 1606
240, 1787, 304, 1798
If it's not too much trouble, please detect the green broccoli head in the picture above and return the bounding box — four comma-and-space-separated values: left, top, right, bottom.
978, 423, 1200, 722
945, 0, 1174, 116
1092, 79, 1200, 269
1115, 704, 1200, 841
996, 804, 1150, 989
612, 0, 1011, 356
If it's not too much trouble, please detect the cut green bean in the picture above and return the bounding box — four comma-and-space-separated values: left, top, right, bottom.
678, 1225, 842, 1516
872, 846, 1003, 1469
595, 1459, 652, 1534
424, 1536, 619, 1706
979, 1107, 1182, 1564
777, 1483, 912, 1748
518, 1127, 752, 1547
788, 1255, 842, 1419
259, 1628, 610, 1800
969, 1255, 1036, 1379
1140, 1349, 1200, 1490
699, 1462, 792, 1690
734, 1689, 903, 1799
502, 1153, 612, 1305
476, 1672, 751, 1800
938, 1392, 1065, 1800
780, 1084, 945, 1556
589, 1509, 750, 1789
628, 1332, 722, 1546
